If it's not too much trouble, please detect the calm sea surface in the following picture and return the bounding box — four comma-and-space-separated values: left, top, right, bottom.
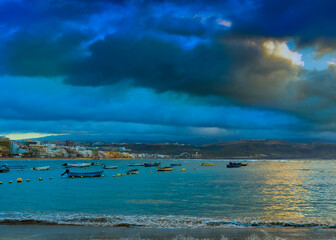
1, 159, 336, 228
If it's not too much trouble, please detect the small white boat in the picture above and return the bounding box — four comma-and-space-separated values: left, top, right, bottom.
62, 163, 91, 168
103, 165, 118, 169
33, 166, 50, 171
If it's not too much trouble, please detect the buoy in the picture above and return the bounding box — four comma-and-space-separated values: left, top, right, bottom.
9, 181, 12, 184
50, 168, 52, 170
31, 168, 34, 170
17, 170, 19, 171
136, 172, 139, 174
124, 173, 127, 176
150, 171, 152, 173
26, 179, 30, 182
102, 175, 104, 177
0, 182, 2, 184
17, 178, 22, 183
176, 170, 178, 172
113, 175, 115, 177
49, 177, 53, 179
39, 178, 42, 181
194, 168, 196, 171
80, 176, 83, 178
72, 176, 75, 178
62, 177, 65, 179
182, 168, 186, 172
117, 174, 121, 177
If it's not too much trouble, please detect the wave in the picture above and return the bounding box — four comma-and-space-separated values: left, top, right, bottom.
1, 212, 336, 229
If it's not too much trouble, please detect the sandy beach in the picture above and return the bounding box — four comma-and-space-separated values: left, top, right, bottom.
1, 225, 336, 240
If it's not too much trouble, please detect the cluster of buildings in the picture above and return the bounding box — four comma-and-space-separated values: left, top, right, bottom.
0, 137, 201, 159
0, 137, 131, 159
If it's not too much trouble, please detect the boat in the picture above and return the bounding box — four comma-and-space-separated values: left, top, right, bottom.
33, 166, 50, 171
157, 166, 173, 172
62, 163, 91, 168
62, 169, 103, 178
144, 162, 161, 167
128, 163, 144, 166
227, 162, 241, 168
103, 165, 118, 169
201, 163, 214, 166
126, 169, 138, 175
0, 165, 10, 173
91, 162, 103, 166
5, 165, 25, 169
170, 163, 182, 166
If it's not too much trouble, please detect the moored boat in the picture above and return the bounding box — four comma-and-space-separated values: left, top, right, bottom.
0, 165, 10, 173
33, 166, 50, 171
144, 162, 161, 167
170, 163, 182, 166
62, 162, 91, 168
91, 162, 103, 166
227, 162, 241, 168
62, 169, 103, 178
126, 169, 138, 175
157, 166, 173, 172
103, 165, 117, 169
201, 163, 214, 166
128, 163, 144, 166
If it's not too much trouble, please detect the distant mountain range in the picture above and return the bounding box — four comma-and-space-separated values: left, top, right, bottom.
119, 140, 336, 159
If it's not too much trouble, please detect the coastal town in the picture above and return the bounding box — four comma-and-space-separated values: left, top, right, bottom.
0, 136, 202, 159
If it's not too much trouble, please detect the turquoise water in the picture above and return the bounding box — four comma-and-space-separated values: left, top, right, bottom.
1, 159, 336, 228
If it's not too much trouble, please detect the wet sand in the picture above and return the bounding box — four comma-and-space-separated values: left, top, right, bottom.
1, 225, 336, 240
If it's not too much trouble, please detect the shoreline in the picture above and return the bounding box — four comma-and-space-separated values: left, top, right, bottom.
1, 225, 336, 239
1, 157, 335, 161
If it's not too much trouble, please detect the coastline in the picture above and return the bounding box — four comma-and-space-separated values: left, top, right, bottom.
1, 225, 336, 240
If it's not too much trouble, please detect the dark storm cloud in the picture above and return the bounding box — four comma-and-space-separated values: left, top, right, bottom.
229, 0, 336, 54
2, 0, 336, 136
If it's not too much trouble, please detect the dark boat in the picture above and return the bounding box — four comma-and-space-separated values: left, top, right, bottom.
128, 163, 144, 166
170, 163, 182, 166
144, 162, 161, 167
62, 169, 103, 178
91, 162, 103, 166
0, 165, 10, 173
126, 169, 138, 175
227, 162, 241, 168
103, 165, 117, 169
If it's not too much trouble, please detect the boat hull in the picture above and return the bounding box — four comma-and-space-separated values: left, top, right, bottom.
103, 166, 117, 169
67, 171, 103, 178
33, 166, 50, 171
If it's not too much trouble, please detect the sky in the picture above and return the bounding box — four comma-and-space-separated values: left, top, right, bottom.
1, 0, 336, 143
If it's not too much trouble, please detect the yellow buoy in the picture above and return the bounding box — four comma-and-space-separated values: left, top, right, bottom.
39, 178, 42, 181
102, 175, 105, 177
62, 177, 65, 179
150, 171, 152, 173
113, 175, 115, 177
50, 168, 52, 170
117, 174, 121, 177
26, 179, 30, 182
81, 176, 83, 178
182, 168, 186, 172
9, 181, 12, 184
0, 182, 2, 184
31, 168, 34, 170
17, 178, 22, 183
176, 170, 178, 172
72, 176, 75, 178
49, 177, 53, 179
136, 172, 139, 174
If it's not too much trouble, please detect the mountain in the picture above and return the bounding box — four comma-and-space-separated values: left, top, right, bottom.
199, 140, 336, 159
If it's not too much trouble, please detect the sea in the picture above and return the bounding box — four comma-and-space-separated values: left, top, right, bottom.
1, 159, 336, 230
